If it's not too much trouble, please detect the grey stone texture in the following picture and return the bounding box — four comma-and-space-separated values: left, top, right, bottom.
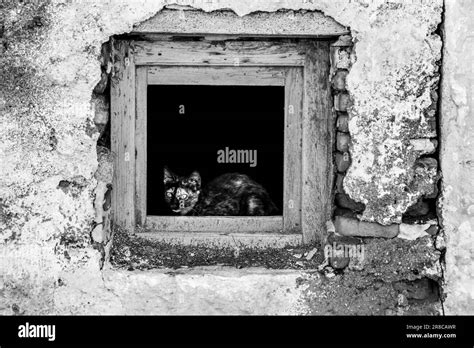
334, 216, 399, 239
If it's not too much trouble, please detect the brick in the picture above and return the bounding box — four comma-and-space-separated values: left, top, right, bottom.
415, 157, 438, 171
332, 47, 352, 70
425, 224, 439, 236
334, 92, 351, 112
92, 93, 109, 126
336, 113, 349, 132
405, 200, 430, 217
331, 34, 352, 47
95, 146, 114, 183
430, 89, 438, 104
93, 71, 109, 94
335, 193, 365, 212
335, 216, 399, 238
359, 220, 399, 238
332, 70, 348, 91
398, 223, 431, 240
99, 42, 112, 67
425, 183, 439, 199
334, 207, 358, 219
409, 139, 437, 154
335, 174, 345, 193
334, 215, 358, 235
336, 132, 350, 152
335, 151, 351, 172
327, 232, 362, 246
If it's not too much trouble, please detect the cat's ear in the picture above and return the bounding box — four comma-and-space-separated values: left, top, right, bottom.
189, 171, 201, 188
163, 166, 176, 184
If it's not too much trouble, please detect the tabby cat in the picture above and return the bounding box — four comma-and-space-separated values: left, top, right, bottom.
163, 166, 278, 216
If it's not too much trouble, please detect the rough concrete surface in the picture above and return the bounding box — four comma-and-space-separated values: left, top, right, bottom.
51, 235, 442, 315
55, 267, 306, 315
0, 0, 467, 315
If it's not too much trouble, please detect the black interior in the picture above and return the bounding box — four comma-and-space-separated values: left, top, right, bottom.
147, 85, 284, 216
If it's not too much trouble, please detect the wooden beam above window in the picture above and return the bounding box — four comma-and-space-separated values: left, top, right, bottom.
147, 66, 286, 86
134, 40, 306, 66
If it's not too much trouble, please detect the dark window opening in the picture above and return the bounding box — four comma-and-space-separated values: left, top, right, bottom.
147, 85, 284, 216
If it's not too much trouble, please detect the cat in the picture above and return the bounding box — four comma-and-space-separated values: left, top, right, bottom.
163, 166, 278, 216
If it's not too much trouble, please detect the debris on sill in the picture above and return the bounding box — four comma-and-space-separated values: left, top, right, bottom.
110, 228, 325, 270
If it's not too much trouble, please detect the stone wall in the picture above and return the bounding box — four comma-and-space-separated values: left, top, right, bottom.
0, 0, 470, 315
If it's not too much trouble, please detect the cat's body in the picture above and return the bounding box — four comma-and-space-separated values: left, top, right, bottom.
164, 167, 278, 216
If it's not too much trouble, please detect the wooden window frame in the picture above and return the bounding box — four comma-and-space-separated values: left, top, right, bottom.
111, 39, 333, 244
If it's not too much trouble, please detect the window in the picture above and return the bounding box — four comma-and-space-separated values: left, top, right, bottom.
111, 39, 333, 243
146, 84, 284, 216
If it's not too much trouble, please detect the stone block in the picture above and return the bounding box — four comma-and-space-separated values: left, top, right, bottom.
325, 233, 362, 270
398, 223, 431, 240
329, 257, 349, 269
335, 151, 351, 172
99, 42, 112, 67
335, 216, 399, 238
424, 184, 439, 199
335, 174, 345, 193
327, 232, 362, 245
334, 215, 358, 235
331, 47, 352, 70
336, 132, 350, 152
93, 71, 109, 94
332, 70, 348, 91
91, 222, 105, 243
425, 224, 438, 236
335, 193, 365, 212
412, 158, 439, 199
95, 146, 114, 183
92, 94, 109, 126
331, 34, 352, 47
415, 157, 438, 171
405, 200, 430, 217
336, 113, 349, 132
359, 220, 399, 238
334, 92, 351, 112
410, 139, 437, 154
334, 207, 358, 219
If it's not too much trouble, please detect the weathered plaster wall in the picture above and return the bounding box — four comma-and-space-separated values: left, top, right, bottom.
441, 0, 474, 315
0, 0, 457, 315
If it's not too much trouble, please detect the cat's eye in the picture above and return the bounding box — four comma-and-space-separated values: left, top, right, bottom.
166, 192, 173, 197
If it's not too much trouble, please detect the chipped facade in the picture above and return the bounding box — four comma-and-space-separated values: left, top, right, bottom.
0, 0, 472, 315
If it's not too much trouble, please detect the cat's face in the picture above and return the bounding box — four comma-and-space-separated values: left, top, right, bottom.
163, 167, 201, 215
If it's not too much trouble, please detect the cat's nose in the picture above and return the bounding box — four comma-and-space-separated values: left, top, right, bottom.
179, 200, 185, 209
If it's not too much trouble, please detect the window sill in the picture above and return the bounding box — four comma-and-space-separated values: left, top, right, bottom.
109, 228, 323, 271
